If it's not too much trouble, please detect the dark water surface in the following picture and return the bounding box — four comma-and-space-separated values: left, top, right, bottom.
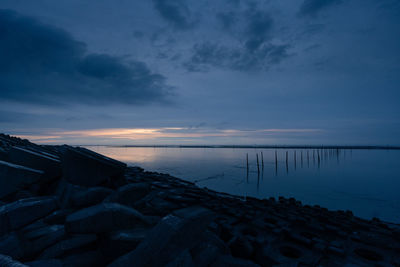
85, 146, 400, 223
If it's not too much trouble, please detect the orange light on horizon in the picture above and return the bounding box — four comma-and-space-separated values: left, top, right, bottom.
14, 127, 322, 144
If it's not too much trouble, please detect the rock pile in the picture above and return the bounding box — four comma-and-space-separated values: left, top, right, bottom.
0, 133, 399, 266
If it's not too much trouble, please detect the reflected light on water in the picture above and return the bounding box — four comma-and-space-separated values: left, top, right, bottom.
85, 146, 400, 223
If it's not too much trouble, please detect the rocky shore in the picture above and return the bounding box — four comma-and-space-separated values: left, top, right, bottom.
0, 133, 399, 266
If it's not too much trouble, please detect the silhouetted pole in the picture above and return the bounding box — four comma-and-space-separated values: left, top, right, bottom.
256, 153, 260, 175
246, 153, 249, 172
286, 151, 288, 174
294, 150, 297, 170
307, 150, 309, 168
336, 148, 339, 163
313, 150, 316, 166
246, 153, 249, 182
275, 150, 278, 176
318, 150, 321, 168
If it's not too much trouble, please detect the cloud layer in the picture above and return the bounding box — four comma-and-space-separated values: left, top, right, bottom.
0, 9, 172, 105
298, 0, 343, 17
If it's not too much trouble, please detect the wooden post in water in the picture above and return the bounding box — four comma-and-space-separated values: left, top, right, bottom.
246, 153, 249, 183
336, 148, 339, 163
275, 150, 278, 176
246, 153, 249, 173
286, 151, 289, 174
320, 148, 323, 162
294, 150, 297, 170
256, 153, 260, 175
318, 150, 321, 168
307, 150, 309, 167
313, 150, 316, 166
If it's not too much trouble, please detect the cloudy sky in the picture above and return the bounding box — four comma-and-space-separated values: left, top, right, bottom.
1, 0, 399, 145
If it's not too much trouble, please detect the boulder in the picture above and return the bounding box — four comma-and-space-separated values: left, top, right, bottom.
100, 228, 150, 261
105, 183, 150, 207
230, 236, 254, 260
62, 250, 104, 267
38, 234, 97, 259
61, 146, 126, 187
0, 254, 28, 267
55, 180, 84, 209
25, 259, 62, 267
7, 146, 61, 182
191, 231, 229, 267
65, 203, 151, 234
108, 206, 214, 267
44, 209, 75, 225
210, 255, 260, 267
0, 233, 24, 259
0, 147, 7, 161
0, 160, 43, 199
71, 187, 113, 208
0, 197, 58, 236
23, 225, 66, 258
165, 249, 194, 267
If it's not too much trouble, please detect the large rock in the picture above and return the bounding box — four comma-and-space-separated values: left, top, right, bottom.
0, 254, 28, 267
25, 259, 62, 267
108, 206, 214, 267
65, 203, 151, 234
210, 255, 260, 267
71, 187, 113, 208
7, 146, 61, 182
55, 180, 84, 208
23, 225, 66, 258
0, 233, 24, 259
101, 228, 150, 261
62, 250, 104, 267
191, 231, 229, 267
0, 147, 7, 161
165, 249, 194, 267
44, 209, 74, 225
105, 183, 150, 207
38, 234, 97, 259
0, 160, 43, 199
61, 146, 126, 186
0, 197, 58, 236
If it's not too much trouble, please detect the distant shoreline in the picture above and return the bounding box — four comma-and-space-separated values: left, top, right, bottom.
81, 144, 400, 150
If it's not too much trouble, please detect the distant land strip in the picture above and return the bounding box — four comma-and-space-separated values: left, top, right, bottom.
80, 145, 400, 150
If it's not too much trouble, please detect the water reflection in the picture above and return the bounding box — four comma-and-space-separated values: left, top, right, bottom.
85, 146, 400, 223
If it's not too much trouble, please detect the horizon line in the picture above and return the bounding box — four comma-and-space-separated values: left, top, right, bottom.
67, 144, 400, 150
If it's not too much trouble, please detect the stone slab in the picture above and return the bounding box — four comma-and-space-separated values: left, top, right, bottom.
0, 160, 43, 199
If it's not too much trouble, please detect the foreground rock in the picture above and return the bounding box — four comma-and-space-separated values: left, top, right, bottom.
0, 197, 57, 236
109, 207, 214, 267
7, 146, 61, 182
61, 146, 126, 187
0, 160, 43, 199
65, 203, 151, 233
0, 254, 28, 267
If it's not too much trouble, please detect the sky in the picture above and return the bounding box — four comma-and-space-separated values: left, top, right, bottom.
0, 0, 399, 145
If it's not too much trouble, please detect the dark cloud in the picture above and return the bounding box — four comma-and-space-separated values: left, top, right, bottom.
0, 111, 29, 123
0, 9, 171, 105
243, 10, 273, 51
298, 0, 343, 17
216, 12, 237, 30
185, 42, 289, 72
152, 0, 193, 30
186, 9, 286, 72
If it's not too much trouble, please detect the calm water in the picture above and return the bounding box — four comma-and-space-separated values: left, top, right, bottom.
85, 146, 400, 223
